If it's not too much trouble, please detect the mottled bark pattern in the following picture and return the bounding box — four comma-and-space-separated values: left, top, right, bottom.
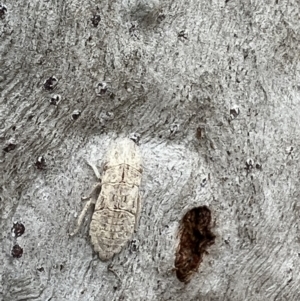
175, 206, 215, 283
90, 138, 142, 260
1, 0, 299, 299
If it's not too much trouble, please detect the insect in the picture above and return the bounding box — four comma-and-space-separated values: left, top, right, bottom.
71, 138, 143, 261
175, 206, 215, 283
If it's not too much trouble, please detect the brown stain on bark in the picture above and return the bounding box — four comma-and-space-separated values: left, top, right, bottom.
175, 206, 215, 283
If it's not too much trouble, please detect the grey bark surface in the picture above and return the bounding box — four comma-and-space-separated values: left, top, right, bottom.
1, 0, 299, 300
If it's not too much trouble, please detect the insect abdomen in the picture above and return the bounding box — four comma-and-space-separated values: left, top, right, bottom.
90, 209, 136, 260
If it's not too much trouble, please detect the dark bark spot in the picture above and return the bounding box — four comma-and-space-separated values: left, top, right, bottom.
96, 82, 108, 95
49, 94, 61, 105
44, 76, 58, 90
11, 222, 25, 237
11, 245, 23, 258
0, 4, 7, 19
178, 30, 188, 40
175, 206, 215, 283
230, 106, 240, 119
3, 143, 16, 152
245, 158, 254, 171
91, 14, 101, 27
71, 110, 81, 120
255, 163, 262, 170
35, 156, 46, 170
196, 127, 204, 140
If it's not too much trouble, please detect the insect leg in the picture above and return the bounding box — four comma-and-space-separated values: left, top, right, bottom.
81, 183, 102, 201
70, 199, 94, 236
86, 160, 101, 180
134, 193, 142, 230
70, 183, 102, 236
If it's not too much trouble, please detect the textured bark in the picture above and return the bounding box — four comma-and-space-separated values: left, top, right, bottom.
1, 0, 300, 300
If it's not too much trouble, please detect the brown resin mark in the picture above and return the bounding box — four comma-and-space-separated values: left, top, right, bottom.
175, 206, 215, 283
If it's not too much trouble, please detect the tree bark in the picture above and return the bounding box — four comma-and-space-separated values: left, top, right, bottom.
1, 0, 300, 300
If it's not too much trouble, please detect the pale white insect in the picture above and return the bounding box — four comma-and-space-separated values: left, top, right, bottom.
71, 138, 143, 260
